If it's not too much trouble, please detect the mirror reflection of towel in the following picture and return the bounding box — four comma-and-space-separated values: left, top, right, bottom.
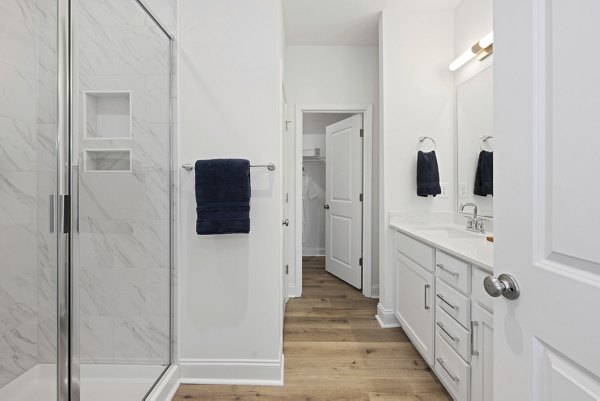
417, 151, 442, 197
474, 151, 493, 196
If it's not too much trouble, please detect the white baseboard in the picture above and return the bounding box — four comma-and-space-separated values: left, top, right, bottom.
288, 284, 300, 298
302, 247, 325, 256
375, 303, 400, 328
179, 356, 284, 386
146, 365, 180, 401
371, 284, 379, 298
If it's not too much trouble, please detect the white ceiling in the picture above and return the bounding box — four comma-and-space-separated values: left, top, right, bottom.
283, 0, 463, 46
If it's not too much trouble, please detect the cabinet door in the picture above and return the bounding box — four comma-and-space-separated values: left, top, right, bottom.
471, 303, 494, 401
395, 252, 435, 365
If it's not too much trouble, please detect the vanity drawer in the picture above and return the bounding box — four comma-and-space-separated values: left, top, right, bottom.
436, 251, 471, 294
435, 333, 471, 401
436, 278, 471, 329
471, 266, 494, 312
394, 231, 434, 272
436, 306, 471, 362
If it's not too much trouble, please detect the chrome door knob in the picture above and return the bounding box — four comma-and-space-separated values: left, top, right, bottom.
282, 219, 289, 226
324, 204, 330, 210
484, 274, 520, 300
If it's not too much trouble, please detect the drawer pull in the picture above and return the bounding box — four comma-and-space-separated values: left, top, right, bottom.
436, 263, 459, 276
424, 284, 430, 310
471, 321, 480, 356
437, 358, 460, 382
436, 322, 459, 342
437, 294, 459, 311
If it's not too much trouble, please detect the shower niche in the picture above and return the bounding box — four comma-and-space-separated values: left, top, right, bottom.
84, 91, 131, 139
84, 149, 132, 172
83, 91, 132, 172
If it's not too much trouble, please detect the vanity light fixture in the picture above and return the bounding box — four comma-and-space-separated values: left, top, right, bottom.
449, 31, 494, 72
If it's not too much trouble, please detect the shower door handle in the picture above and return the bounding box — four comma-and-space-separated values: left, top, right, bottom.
57, 194, 70, 234
50, 195, 55, 233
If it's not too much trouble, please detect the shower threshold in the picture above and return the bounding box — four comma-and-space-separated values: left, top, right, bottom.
0, 363, 166, 401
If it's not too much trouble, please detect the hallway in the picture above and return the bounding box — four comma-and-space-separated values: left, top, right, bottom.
174, 257, 451, 400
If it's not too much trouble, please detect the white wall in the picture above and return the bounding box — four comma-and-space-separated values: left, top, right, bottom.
378, 7, 455, 323
285, 46, 380, 296
178, 0, 284, 383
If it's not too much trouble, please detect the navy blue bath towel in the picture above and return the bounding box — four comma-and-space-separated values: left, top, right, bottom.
416, 151, 442, 197
195, 159, 251, 235
474, 150, 493, 196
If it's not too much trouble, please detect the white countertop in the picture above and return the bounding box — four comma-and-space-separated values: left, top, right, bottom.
390, 220, 494, 273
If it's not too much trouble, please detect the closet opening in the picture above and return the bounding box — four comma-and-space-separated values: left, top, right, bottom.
294, 106, 374, 298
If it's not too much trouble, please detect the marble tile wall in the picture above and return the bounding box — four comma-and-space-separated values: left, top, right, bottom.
0, 0, 58, 388
0, 0, 176, 386
75, 0, 173, 365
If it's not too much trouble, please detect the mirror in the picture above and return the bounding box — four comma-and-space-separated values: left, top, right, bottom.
456, 66, 494, 217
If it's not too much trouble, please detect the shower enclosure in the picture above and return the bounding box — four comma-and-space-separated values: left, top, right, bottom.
0, 0, 174, 400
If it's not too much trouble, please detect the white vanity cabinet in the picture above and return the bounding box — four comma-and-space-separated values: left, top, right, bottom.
392, 228, 494, 401
394, 251, 435, 364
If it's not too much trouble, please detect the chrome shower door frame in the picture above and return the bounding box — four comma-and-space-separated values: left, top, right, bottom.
57, 0, 73, 400
57, 0, 176, 399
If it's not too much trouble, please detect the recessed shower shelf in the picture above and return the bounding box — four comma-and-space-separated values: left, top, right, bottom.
84, 149, 131, 172
84, 91, 132, 139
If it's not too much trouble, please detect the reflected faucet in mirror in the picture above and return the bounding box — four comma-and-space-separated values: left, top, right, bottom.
460, 202, 485, 234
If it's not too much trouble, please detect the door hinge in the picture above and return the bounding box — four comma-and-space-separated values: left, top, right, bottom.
285, 265, 289, 274
360, 128, 364, 137
359, 257, 363, 267
359, 193, 363, 202
286, 193, 289, 203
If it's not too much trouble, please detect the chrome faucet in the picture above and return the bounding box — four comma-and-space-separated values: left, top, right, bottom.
460, 202, 485, 233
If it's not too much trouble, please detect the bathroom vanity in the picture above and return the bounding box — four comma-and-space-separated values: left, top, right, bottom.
390, 219, 494, 401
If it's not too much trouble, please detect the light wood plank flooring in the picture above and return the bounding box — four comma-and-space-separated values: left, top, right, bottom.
173, 256, 452, 401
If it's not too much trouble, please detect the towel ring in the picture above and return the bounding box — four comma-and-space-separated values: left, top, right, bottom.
417, 136, 436, 151
480, 135, 494, 151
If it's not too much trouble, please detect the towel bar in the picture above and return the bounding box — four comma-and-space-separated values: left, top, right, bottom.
181, 162, 276, 172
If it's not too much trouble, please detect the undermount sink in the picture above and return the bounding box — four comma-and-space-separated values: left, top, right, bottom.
413, 226, 485, 240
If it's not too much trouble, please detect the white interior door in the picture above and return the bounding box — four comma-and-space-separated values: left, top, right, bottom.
494, 1, 600, 400
325, 114, 363, 289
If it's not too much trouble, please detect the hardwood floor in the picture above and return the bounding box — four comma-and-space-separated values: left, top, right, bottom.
173, 256, 452, 401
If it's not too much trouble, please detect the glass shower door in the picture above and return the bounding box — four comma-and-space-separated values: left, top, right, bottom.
72, 0, 173, 399
0, 0, 60, 400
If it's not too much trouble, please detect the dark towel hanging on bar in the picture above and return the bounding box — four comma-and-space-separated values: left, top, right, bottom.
195, 159, 251, 235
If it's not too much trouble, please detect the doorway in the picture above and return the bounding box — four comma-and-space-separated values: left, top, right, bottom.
294, 105, 374, 298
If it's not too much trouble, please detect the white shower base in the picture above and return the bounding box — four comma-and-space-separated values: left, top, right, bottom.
0, 363, 166, 401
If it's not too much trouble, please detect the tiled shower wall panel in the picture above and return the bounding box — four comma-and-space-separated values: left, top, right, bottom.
76, 0, 172, 365
0, 0, 58, 387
